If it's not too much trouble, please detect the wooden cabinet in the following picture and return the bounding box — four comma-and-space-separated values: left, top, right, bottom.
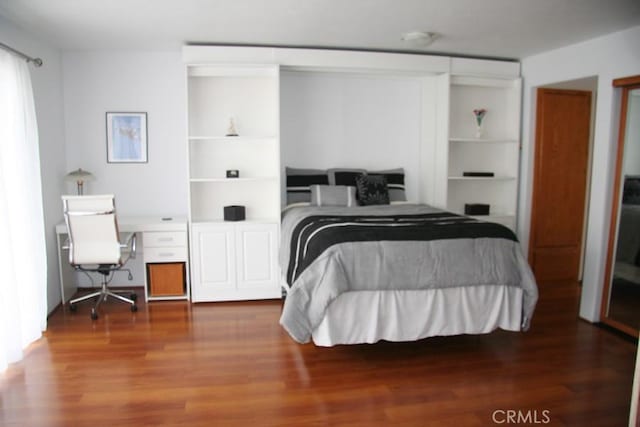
432, 74, 521, 231
147, 263, 186, 296
185, 62, 281, 301
143, 229, 190, 301
190, 222, 279, 302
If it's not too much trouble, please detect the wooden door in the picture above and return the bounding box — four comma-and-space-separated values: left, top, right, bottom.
529, 88, 591, 282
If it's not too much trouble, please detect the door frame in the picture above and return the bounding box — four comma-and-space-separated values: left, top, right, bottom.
599, 75, 640, 337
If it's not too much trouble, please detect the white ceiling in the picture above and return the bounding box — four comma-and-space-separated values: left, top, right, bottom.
1, 0, 640, 60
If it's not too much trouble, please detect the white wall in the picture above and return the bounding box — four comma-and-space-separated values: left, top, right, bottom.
520, 25, 640, 322
61, 50, 189, 288
62, 50, 188, 216
281, 70, 423, 201
0, 16, 67, 314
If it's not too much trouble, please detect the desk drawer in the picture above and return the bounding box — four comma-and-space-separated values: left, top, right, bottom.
144, 246, 188, 262
148, 262, 186, 297
144, 231, 187, 248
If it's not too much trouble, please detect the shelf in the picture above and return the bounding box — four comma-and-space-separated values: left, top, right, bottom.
448, 176, 516, 181
190, 218, 279, 226
449, 137, 518, 144
464, 213, 515, 220
190, 177, 278, 183
188, 136, 278, 142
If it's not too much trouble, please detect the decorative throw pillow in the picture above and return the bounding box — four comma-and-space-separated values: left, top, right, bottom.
310, 185, 357, 207
286, 167, 329, 205
355, 174, 390, 205
369, 168, 407, 202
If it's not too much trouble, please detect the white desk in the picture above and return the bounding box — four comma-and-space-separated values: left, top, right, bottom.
56, 216, 189, 304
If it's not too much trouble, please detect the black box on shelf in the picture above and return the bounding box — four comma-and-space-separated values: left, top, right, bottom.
463, 171, 495, 177
464, 203, 490, 215
226, 169, 239, 178
224, 205, 245, 221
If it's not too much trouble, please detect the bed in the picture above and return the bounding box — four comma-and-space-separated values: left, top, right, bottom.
279, 202, 538, 346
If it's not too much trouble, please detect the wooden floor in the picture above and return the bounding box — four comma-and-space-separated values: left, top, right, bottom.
0, 282, 637, 426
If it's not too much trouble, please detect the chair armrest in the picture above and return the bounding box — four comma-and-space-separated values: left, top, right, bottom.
120, 232, 137, 262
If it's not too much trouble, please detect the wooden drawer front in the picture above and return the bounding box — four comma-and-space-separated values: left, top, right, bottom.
148, 263, 185, 296
144, 246, 187, 262
144, 231, 187, 248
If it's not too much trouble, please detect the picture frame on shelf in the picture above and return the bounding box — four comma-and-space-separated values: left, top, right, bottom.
106, 112, 148, 163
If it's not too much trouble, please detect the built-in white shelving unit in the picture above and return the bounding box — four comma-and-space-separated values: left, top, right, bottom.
440, 75, 522, 231
181, 48, 523, 304
186, 63, 281, 302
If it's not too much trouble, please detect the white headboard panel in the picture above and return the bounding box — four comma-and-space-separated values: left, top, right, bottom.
280, 70, 428, 202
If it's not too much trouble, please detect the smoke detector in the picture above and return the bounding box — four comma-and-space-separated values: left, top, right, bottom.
401, 31, 439, 47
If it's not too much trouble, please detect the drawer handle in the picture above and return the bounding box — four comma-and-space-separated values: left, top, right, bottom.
158, 252, 175, 257
158, 237, 174, 242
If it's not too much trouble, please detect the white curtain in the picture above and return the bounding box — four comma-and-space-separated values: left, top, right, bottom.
0, 50, 47, 373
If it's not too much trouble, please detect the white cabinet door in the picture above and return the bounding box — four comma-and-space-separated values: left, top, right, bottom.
190, 222, 280, 301
191, 223, 236, 302
235, 223, 278, 291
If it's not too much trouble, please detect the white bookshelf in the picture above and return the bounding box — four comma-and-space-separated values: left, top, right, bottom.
186, 63, 281, 301
438, 75, 522, 231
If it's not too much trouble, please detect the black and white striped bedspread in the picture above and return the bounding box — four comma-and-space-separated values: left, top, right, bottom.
286, 212, 517, 285
279, 204, 538, 343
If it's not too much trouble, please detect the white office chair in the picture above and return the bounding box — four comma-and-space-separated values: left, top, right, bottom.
62, 194, 138, 320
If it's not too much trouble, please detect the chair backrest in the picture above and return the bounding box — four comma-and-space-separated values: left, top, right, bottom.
62, 194, 122, 266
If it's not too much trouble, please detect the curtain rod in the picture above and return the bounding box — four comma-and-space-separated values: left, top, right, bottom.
0, 42, 43, 67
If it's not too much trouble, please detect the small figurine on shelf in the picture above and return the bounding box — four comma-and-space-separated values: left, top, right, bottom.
473, 108, 487, 138
226, 117, 239, 137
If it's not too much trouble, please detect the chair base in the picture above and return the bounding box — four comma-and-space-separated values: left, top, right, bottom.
69, 279, 137, 320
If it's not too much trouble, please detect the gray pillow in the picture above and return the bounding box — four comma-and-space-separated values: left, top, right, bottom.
286, 167, 329, 205
310, 185, 357, 207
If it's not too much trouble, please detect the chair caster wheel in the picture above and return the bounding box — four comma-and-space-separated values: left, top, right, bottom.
90, 310, 98, 320
69, 304, 77, 312
131, 305, 138, 312
130, 293, 137, 301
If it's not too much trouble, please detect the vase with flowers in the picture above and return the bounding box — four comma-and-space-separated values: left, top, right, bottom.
473, 108, 487, 138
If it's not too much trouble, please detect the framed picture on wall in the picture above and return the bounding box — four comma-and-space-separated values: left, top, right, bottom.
106, 112, 148, 163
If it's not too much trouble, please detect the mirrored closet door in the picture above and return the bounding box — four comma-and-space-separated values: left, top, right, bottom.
601, 75, 640, 336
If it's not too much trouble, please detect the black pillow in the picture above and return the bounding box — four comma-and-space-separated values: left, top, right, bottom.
333, 171, 366, 187
369, 168, 407, 202
285, 167, 329, 205
355, 174, 390, 206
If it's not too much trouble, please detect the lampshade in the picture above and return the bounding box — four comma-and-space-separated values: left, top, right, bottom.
65, 168, 94, 195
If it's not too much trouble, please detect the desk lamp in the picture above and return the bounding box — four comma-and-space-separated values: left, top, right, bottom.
65, 168, 94, 195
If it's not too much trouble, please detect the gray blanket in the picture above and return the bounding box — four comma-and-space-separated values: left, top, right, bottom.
279, 204, 538, 343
